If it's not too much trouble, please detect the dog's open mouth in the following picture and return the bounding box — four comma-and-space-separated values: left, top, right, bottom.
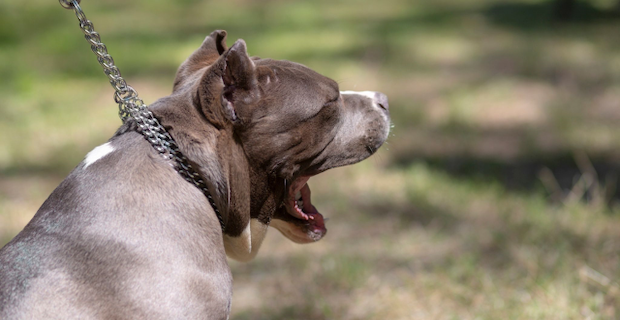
286, 176, 319, 220
274, 175, 327, 242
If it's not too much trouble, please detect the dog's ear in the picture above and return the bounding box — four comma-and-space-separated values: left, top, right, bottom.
202, 29, 228, 56
173, 30, 228, 91
221, 39, 260, 124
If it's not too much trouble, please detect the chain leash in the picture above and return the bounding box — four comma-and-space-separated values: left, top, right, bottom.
59, 0, 225, 231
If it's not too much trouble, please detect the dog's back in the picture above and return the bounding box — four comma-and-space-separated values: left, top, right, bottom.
0, 130, 231, 319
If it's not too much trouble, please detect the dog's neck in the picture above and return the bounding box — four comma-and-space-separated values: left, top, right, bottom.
150, 89, 252, 237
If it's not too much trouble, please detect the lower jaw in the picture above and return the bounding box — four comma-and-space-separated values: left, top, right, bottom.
272, 205, 328, 243
270, 218, 327, 244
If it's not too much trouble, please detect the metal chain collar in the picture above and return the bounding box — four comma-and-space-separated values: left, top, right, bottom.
59, 0, 225, 230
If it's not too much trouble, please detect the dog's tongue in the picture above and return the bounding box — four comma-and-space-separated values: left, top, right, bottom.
300, 183, 317, 215
288, 176, 323, 221
299, 184, 326, 233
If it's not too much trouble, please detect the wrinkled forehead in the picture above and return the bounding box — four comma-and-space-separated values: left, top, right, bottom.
254, 58, 339, 93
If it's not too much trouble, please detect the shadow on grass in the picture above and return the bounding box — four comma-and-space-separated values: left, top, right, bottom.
433, 155, 615, 203
391, 146, 620, 204
482, 0, 620, 31
233, 306, 328, 320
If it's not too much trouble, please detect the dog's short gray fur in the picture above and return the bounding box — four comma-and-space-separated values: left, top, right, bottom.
0, 30, 390, 319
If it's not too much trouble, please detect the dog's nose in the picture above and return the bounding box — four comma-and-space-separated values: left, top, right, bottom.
374, 92, 389, 111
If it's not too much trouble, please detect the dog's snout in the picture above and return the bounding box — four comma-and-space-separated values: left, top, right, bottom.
340, 90, 389, 112
374, 92, 389, 111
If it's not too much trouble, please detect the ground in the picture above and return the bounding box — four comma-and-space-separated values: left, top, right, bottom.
1, 0, 619, 318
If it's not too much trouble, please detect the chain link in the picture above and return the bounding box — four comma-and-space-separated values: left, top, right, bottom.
59, 0, 225, 230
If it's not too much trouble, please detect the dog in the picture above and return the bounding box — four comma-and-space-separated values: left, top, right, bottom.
0, 30, 390, 319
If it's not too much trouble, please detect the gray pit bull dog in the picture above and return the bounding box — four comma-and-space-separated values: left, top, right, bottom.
0, 30, 390, 319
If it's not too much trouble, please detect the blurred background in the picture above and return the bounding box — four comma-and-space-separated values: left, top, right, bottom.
1, 0, 620, 318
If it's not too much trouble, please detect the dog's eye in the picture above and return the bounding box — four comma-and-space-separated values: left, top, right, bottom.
324, 95, 340, 107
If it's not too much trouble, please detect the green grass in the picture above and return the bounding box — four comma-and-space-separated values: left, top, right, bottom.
1, 0, 620, 318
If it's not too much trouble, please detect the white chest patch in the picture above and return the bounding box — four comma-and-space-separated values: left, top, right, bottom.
223, 218, 269, 262
83, 142, 115, 169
